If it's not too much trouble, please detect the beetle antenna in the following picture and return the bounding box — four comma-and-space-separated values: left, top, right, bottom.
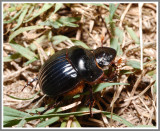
21, 77, 38, 92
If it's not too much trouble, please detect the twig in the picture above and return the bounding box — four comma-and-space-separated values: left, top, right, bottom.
3, 65, 30, 81
119, 3, 132, 28
88, 118, 105, 127
124, 80, 155, 101
110, 77, 128, 107
61, 101, 81, 111
34, 41, 48, 65
95, 100, 109, 127
118, 69, 147, 115
66, 115, 74, 128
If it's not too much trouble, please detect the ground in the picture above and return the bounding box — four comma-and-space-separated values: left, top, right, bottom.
3, 3, 157, 128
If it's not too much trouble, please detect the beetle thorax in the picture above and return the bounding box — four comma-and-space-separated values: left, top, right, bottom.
68, 46, 103, 82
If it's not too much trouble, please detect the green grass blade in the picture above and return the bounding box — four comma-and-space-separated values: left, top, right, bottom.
3, 12, 21, 24
3, 7, 23, 24
58, 17, 81, 23
12, 5, 29, 31
93, 82, 129, 93
115, 27, 123, 44
49, 3, 63, 18
110, 37, 122, 56
10, 41, 37, 60
60, 121, 67, 127
3, 116, 21, 127
23, 6, 34, 22
109, 3, 119, 20
52, 35, 70, 45
3, 106, 31, 118
126, 60, 141, 69
17, 118, 26, 127
9, 25, 44, 42
36, 117, 59, 127
24, 3, 54, 23
72, 40, 90, 49
104, 113, 134, 127
71, 117, 81, 127
3, 53, 21, 62
24, 57, 38, 66
5, 90, 41, 101
125, 26, 140, 44
29, 35, 47, 51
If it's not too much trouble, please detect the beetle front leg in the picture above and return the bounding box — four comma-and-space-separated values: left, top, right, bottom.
101, 63, 118, 82
101, 72, 117, 82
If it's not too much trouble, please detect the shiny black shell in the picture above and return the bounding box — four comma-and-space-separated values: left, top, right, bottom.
38, 46, 103, 97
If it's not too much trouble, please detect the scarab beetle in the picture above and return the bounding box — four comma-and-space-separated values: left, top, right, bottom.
23, 46, 117, 116
38, 46, 116, 96
37, 46, 117, 115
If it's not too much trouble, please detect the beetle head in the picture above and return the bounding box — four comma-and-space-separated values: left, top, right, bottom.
93, 47, 117, 68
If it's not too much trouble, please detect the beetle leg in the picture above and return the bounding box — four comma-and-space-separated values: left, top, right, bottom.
39, 96, 61, 115
21, 77, 38, 92
101, 62, 118, 82
101, 71, 117, 82
85, 84, 95, 117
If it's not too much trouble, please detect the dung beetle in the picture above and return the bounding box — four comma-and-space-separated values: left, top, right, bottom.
24, 46, 117, 116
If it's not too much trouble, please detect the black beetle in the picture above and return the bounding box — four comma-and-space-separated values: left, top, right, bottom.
23, 46, 117, 116
39, 46, 116, 115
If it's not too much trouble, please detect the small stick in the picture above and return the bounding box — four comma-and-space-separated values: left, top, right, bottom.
119, 3, 132, 28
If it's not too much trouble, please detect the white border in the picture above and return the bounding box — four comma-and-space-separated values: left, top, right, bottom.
1, 1, 159, 129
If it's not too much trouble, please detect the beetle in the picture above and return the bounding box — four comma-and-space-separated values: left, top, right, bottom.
23, 46, 117, 116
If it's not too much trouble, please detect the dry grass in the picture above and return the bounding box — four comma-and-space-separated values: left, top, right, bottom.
3, 3, 157, 128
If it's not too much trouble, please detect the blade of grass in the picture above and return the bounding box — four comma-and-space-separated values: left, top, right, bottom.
3, 53, 21, 62
24, 3, 54, 23
3, 106, 31, 118
73, 83, 129, 98
93, 82, 129, 93
71, 117, 81, 127
29, 35, 47, 51
24, 57, 38, 66
125, 26, 140, 44
3, 7, 23, 24
9, 25, 44, 42
115, 27, 123, 44
104, 112, 134, 127
12, 5, 30, 31
10, 41, 37, 60
71, 39, 90, 49
3, 117, 21, 127
49, 3, 63, 19
23, 6, 34, 21
110, 37, 122, 56
60, 121, 67, 127
109, 3, 119, 20
52, 35, 70, 45
4, 106, 134, 127
36, 117, 59, 127
126, 60, 141, 69
5, 90, 41, 101
40, 17, 80, 28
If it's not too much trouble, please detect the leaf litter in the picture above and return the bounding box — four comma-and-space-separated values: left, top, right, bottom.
3, 3, 157, 128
